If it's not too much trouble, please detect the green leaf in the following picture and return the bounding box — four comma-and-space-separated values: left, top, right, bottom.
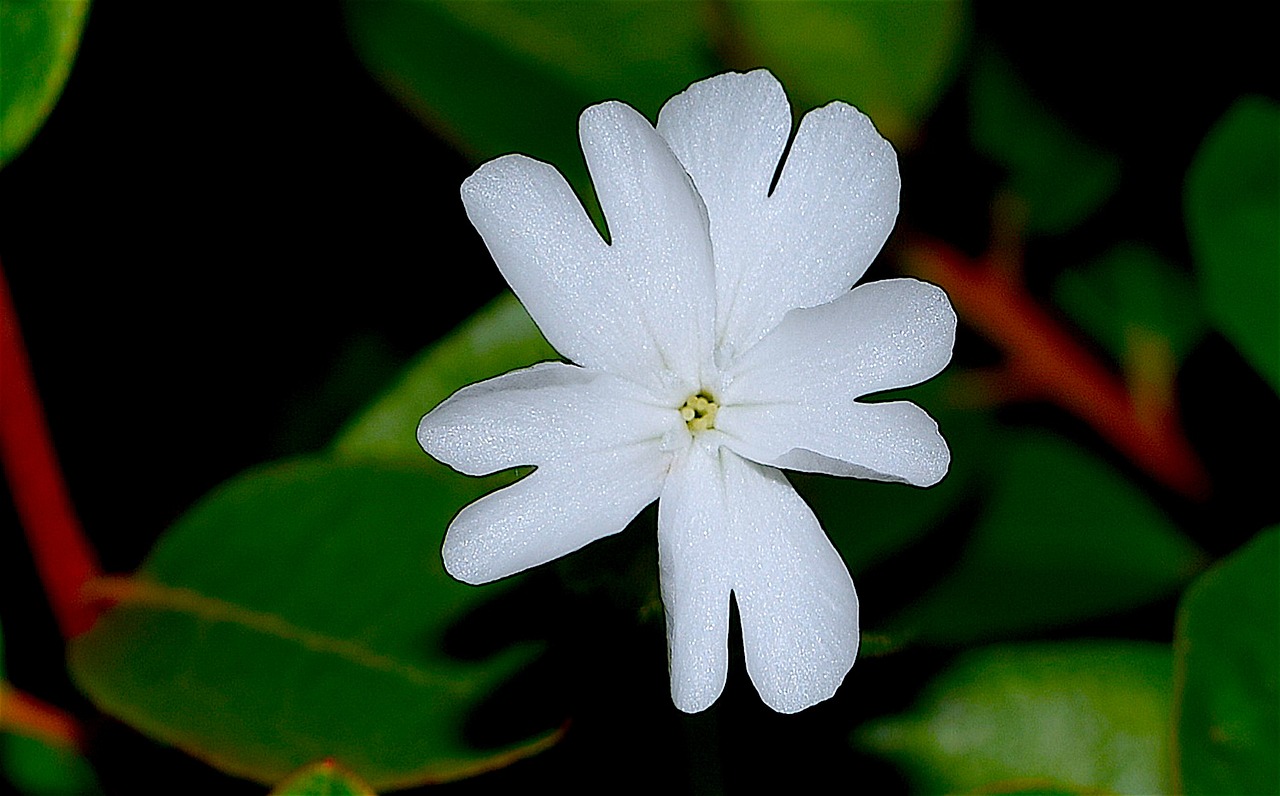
1185, 96, 1280, 393
333, 291, 555, 463
2, 626, 100, 795
0, 0, 90, 168
1054, 242, 1207, 366
270, 759, 376, 796
343, 0, 716, 211
795, 374, 996, 574
2, 735, 100, 796
856, 642, 1174, 795
970, 47, 1120, 234
69, 458, 557, 790
888, 431, 1203, 645
726, 0, 967, 146
1173, 527, 1279, 795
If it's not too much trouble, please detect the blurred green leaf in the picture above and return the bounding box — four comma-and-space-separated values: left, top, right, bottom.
1173, 527, 1279, 795
343, 0, 716, 210
333, 291, 555, 464
856, 642, 1174, 795
1054, 242, 1207, 365
69, 458, 556, 790
275, 332, 403, 456
888, 431, 1203, 645
2, 626, 100, 796
1185, 96, 1280, 394
970, 47, 1120, 234
0, 0, 90, 168
796, 374, 995, 574
2, 735, 99, 796
270, 759, 376, 796
727, 0, 967, 146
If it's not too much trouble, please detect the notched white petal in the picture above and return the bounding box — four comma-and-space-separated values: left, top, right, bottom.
460, 155, 642, 377
727, 278, 956, 402
418, 362, 676, 476
721, 400, 951, 487
717, 278, 955, 486
578, 100, 716, 390
443, 442, 668, 585
658, 444, 858, 713
657, 442, 733, 713
707, 98, 902, 358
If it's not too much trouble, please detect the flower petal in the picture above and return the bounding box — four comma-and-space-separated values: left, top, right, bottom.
460, 155, 636, 379
658, 443, 858, 713
418, 361, 677, 476
658, 70, 900, 359
656, 71, 789, 356
719, 400, 951, 486
443, 441, 668, 585
657, 442, 734, 713
578, 101, 717, 392
717, 278, 955, 486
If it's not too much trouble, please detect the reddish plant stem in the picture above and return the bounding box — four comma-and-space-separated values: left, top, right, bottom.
0, 260, 102, 637
0, 683, 86, 750
904, 236, 1211, 500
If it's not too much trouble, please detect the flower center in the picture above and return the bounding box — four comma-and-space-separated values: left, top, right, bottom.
679, 391, 719, 434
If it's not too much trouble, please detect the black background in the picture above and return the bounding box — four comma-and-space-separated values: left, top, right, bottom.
2, 3, 1276, 793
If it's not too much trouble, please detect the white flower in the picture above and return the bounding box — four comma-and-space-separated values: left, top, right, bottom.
418, 70, 956, 714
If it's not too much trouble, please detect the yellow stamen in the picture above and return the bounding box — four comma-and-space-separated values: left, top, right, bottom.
679, 391, 719, 434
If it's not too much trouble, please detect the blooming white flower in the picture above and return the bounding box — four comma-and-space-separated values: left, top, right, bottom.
418, 70, 956, 714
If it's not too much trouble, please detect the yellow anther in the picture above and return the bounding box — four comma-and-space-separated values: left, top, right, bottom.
679, 391, 719, 434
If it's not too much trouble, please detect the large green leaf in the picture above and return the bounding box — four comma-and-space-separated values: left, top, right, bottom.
0, 0, 90, 168
726, 0, 967, 146
343, 0, 716, 211
270, 759, 376, 796
69, 458, 556, 790
333, 291, 555, 464
1173, 528, 1279, 795
888, 431, 1203, 645
970, 47, 1119, 234
857, 642, 1174, 795
1184, 96, 1280, 393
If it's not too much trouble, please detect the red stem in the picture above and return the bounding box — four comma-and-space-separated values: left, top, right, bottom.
0, 683, 86, 750
904, 236, 1211, 500
0, 259, 102, 638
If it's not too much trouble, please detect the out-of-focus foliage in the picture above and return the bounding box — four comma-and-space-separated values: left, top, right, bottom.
1054, 243, 1207, 367
343, 0, 714, 220
343, 0, 968, 217
269, 759, 377, 796
719, 0, 966, 145
970, 47, 1120, 234
69, 460, 554, 790
2, 0, 1276, 792
1185, 96, 1280, 394
0, 0, 89, 168
1, 735, 99, 796
1, 625, 99, 795
1173, 527, 1279, 795
857, 642, 1174, 795
335, 291, 554, 465
887, 432, 1203, 645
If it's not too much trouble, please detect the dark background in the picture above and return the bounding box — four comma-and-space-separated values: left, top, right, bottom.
2, 3, 1275, 793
